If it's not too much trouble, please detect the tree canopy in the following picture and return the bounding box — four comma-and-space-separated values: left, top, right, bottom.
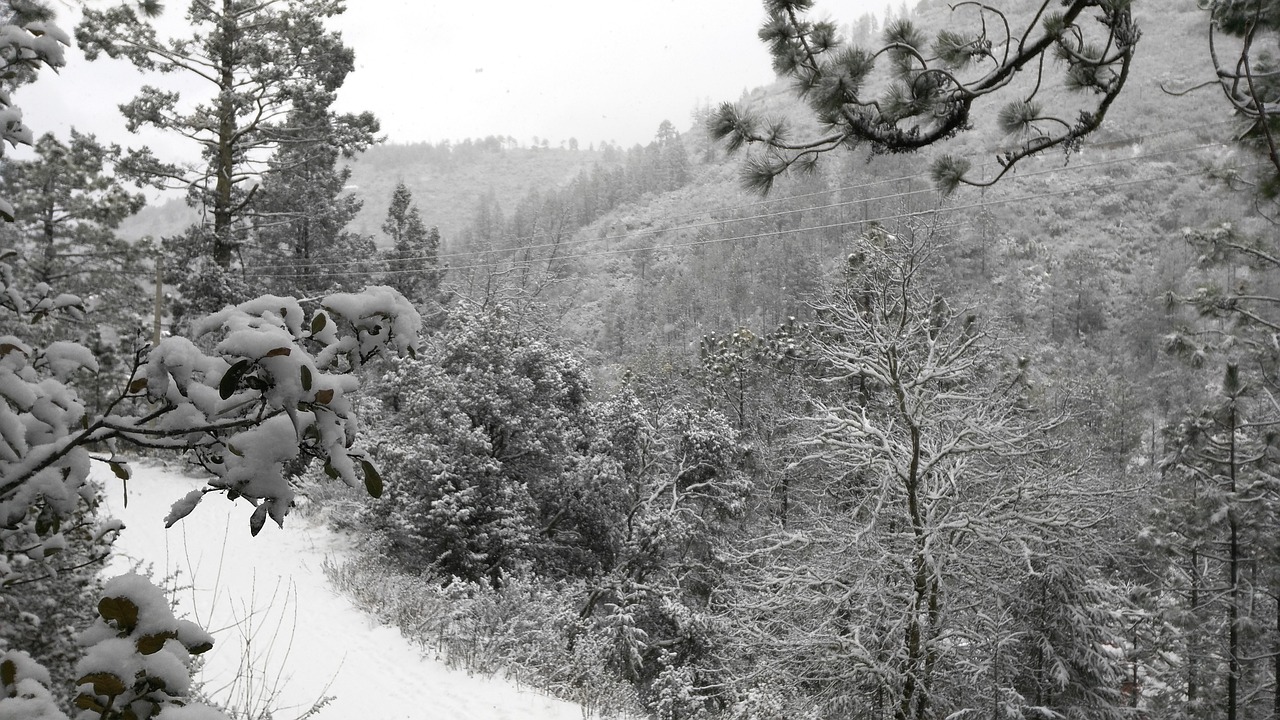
76, 0, 379, 266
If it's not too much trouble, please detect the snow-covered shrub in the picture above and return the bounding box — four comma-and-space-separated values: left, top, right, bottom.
0, 649, 67, 720
361, 305, 624, 584
2, 282, 420, 559
723, 686, 822, 720
321, 553, 645, 717
0, 482, 112, 710
652, 651, 712, 720
72, 573, 219, 719
578, 391, 748, 715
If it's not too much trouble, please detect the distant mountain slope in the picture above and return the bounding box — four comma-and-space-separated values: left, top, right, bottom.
116, 141, 608, 248
116, 197, 199, 242
482, 0, 1238, 371
343, 141, 606, 246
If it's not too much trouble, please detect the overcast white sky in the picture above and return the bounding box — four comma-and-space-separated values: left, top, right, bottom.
15, 0, 891, 160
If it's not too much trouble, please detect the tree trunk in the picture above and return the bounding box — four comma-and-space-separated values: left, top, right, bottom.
213, 0, 238, 267
1228, 400, 1239, 720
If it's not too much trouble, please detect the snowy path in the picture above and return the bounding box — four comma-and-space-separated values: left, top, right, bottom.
98, 462, 586, 720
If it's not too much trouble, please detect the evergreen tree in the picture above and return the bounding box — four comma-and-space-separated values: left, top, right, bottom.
381, 182, 441, 309
0, 0, 68, 221
1146, 363, 1280, 719
248, 89, 378, 297
0, 130, 148, 410
363, 305, 618, 584
654, 120, 689, 191
1, 128, 146, 315
76, 0, 379, 269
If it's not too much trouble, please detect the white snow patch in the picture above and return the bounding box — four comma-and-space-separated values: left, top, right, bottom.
99, 463, 587, 720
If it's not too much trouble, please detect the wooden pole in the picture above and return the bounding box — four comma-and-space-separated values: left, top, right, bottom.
152, 256, 163, 347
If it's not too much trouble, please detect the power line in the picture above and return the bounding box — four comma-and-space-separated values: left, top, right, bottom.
244, 138, 1233, 278
246, 121, 1234, 274
244, 159, 1263, 280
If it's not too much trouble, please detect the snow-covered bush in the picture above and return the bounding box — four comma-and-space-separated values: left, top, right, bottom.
0, 484, 112, 710
0, 574, 221, 720
72, 573, 218, 719
0, 15, 68, 221
321, 552, 644, 717
361, 306, 622, 584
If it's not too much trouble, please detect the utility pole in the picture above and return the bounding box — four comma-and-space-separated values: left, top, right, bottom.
152, 256, 164, 347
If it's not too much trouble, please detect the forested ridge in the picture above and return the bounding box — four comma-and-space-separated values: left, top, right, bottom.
6, 0, 1280, 718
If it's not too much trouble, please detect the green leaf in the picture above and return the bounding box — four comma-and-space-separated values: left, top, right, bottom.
76, 672, 126, 698
1, 658, 15, 688
35, 505, 58, 535
300, 364, 313, 391
310, 312, 328, 334
249, 503, 268, 537
136, 631, 177, 655
109, 461, 131, 481
361, 460, 383, 498
219, 358, 251, 400
323, 460, 339, 480
98, 596, 139, 631
74, 694, 107, 712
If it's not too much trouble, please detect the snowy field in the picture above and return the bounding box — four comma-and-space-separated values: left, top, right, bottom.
97, 461, 586, 720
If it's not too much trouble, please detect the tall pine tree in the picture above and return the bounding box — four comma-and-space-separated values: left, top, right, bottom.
247, 88, 378, 297
77, 0, 379, 294
381, 182, 441, 310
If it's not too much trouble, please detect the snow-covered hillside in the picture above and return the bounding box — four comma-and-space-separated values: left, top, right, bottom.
98, 462, 586, 720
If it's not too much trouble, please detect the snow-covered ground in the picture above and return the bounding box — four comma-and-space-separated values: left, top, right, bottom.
98, 461, 586, 720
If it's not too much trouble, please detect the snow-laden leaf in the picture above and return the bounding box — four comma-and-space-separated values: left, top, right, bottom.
163, 490, 205, 528
77, 671, 126, 698
135, 631, 177, 656
97, 596, 139, 631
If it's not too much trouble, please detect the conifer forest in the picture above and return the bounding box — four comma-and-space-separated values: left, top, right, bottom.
7, 0, 1280, 718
